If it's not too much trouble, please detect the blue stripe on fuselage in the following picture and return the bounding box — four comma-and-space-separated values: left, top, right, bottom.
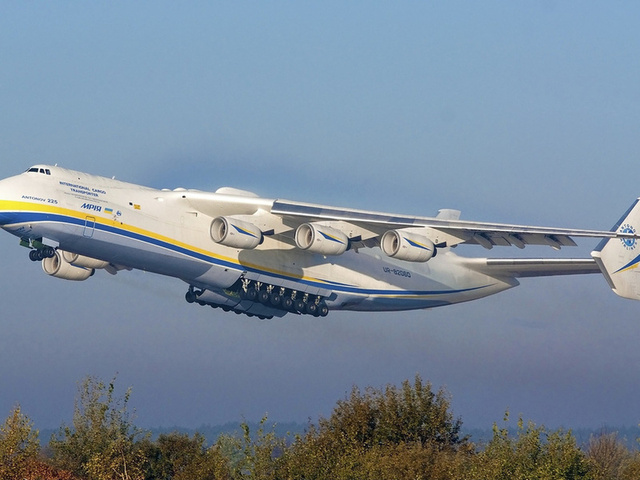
1, 210, 492, 298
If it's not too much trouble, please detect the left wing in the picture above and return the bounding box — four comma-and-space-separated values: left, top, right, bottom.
183, 189, 640, 300
269, 199, 630, 250
181, 189, 636, 252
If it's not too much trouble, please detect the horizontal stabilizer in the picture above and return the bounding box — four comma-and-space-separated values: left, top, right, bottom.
467, 258, 600, 278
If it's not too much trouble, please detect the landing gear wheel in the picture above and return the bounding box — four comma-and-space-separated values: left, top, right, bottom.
281, 297, 294, 310
43, 246, 56, 258
305, 302, 318, 316
244, 287, 258, 301
318, 302, 329, 317
29, 250, 41, 262
294, 299, 306, 312
258, 290, 270, 304
185, 290, 197, 303
269, 291, 282, 306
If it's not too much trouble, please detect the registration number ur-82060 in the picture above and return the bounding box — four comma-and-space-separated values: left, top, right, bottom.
383, 267, 412, 278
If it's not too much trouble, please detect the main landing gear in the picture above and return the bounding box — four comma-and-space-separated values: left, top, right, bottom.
186, 279, 330, 319
240, 279, 329, 317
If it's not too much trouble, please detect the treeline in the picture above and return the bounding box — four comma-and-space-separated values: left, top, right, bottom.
2, 375, 640, 480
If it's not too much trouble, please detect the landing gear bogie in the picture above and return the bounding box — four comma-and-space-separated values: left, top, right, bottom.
185, 280, 330, 318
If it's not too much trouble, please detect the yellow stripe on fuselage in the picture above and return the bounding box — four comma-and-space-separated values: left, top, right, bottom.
0, 200, 352, 289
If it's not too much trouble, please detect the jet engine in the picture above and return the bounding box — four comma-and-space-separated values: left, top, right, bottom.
42, 250, 95, 281
295, 223, 349, 255
61, 251, 109, 269
380, 230, 436, 262
210, 216, 263, 249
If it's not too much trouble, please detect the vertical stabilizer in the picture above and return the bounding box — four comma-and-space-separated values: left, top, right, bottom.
591, 198, 640, 300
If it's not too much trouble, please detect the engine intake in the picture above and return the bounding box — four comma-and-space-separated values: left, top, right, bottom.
211, 216, 263, 249
295, 223, 349, 256
381, 230, 436, 262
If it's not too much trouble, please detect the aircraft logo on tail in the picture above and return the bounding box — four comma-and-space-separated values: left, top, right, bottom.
620, 224, 637, 250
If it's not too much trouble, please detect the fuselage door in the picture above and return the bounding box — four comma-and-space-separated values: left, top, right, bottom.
83, 216, 96, 238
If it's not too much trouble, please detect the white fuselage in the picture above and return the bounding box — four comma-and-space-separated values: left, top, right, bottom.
0, 166, 516, 318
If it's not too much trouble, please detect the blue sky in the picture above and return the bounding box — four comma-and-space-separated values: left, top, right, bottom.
2, 2, 640, 430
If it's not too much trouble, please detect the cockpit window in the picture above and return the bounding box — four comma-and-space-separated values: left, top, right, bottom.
26, 167, 51, 175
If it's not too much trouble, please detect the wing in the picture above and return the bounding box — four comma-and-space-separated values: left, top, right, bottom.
180, 190, 633, 252
269, 199, 625, 250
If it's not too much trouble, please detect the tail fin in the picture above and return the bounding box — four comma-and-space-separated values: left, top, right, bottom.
592, 198, 640, 300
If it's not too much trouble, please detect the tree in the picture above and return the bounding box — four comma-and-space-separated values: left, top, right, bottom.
0, 404, 40, 480
49, 375, 148, 480
281, 375, 471, 479
586, 431, 630, 480
142, 431, 232, 480
471, 413, 590, 480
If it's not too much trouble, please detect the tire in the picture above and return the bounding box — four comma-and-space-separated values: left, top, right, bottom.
305, 302, 318, 316
294, 299, 306, 312
281, 297, 294, 310
258, 290, 270, 304
318, 302, 329, 317
245, 287, 258, 301
269, 292, 282, 306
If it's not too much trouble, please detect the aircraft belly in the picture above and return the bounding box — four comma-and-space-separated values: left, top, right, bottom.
19, 216, 241, 289
318, 250, 516, 312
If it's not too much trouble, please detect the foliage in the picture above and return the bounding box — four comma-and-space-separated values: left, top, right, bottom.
0, 404, 40, 480
587, 431, 629, 480
141, 431, 232, 480
280, 375, 472, 479
586, 431, 640, 480
49, 375, 148, 480
470, 412, 590, 480
8, 374, 640, 479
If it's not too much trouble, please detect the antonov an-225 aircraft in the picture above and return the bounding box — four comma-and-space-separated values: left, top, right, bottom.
0, 165, 639, 319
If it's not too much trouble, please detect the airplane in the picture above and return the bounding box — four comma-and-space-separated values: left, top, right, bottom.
0, 164, 639, 319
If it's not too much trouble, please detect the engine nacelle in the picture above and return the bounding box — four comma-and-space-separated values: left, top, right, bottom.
211, 216, 263, 249
42, 251, 94, 281
61, 251, 109, 269
381, 230, 436, 262
295, 223, 349, 256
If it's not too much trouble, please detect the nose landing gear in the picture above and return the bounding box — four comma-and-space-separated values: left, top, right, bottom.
27, 245, 56, 262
